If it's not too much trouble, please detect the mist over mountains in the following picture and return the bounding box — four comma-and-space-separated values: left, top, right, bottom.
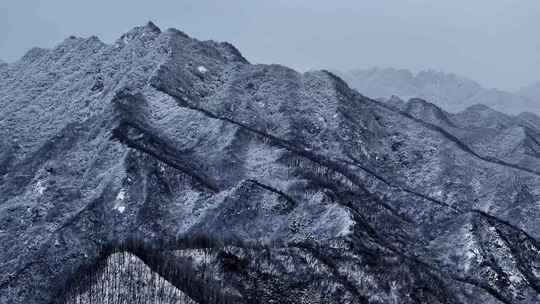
336, 68, 540, 115
518, 82, 540, 102
0, 22, 539, 304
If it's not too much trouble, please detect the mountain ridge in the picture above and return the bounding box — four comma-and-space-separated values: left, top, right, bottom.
336, 67, 540, 115
1, 23, 539, 304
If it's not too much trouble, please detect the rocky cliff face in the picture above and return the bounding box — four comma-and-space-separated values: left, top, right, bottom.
337, 68, 540, 115
0, 23, 539, 304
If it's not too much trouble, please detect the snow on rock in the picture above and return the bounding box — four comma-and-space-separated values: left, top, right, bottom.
113, 189, 127, 213
197, 65, 208, 73
34, 180, 46, 196
116, 189, 126, 201
114, 205, 126, 213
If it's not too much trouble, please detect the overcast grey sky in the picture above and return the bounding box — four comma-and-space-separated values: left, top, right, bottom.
1, 0, 539, 90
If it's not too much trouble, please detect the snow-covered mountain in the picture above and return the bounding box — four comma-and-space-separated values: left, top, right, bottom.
336, 68, 540, 115
1, 23, 540, 304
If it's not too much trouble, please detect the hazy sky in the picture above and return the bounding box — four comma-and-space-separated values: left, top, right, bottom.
1, 0, 539, 90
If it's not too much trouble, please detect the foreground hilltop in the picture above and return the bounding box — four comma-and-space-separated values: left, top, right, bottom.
0, 23, 539, 304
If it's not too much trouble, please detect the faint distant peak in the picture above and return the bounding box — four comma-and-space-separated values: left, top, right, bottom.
453, 103, 517, 129
517, 81, 540, 91
384, 95, 406, 108
405, 97, 451, 116
349, 67, 415, 80
416, 68, 460, 79
337, 66, 540, 114
517, 111, 540, 120
463, 104, 494, 112
362, 66, 412, 75
406, 97, 432, 107
388, 95, 404, 103
349, 67, 482, 87
418, 69, 481, 86
459, 103, 513, 122
516, 81, 540, 101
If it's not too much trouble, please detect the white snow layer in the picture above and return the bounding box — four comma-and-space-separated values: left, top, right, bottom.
197, 65, 208, 73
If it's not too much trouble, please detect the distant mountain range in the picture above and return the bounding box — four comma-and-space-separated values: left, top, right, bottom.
336, 68, 540, 115
517, 82, 540, 102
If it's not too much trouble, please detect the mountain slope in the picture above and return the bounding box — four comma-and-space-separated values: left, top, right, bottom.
386, 97, 540, 235
0, 23, 539, 304
63, 251, 197, 304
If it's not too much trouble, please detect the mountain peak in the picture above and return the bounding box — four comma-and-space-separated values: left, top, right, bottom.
385, 95, 405, 108
145, 21, 161, 32
339, 66, 539, 115
117, 21, 162, 45
464, 103, 492, 112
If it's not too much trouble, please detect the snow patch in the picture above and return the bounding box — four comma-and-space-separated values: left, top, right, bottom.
35, 180, 46, 195
115, 205, 126, 213
116, 189, 126, 201
360, 145, 370, 158
114, 189, 127, 213
508, 273, 523, 284
197, 66, 208, 73
336, 209, 355, 237
460, 223, 479, 272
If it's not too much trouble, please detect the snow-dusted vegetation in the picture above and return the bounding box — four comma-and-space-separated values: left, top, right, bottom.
63, 252, 195, 304
1, 22, 539, 304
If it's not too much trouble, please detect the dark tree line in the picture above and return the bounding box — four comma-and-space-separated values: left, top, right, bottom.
53, 234, 286, 304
